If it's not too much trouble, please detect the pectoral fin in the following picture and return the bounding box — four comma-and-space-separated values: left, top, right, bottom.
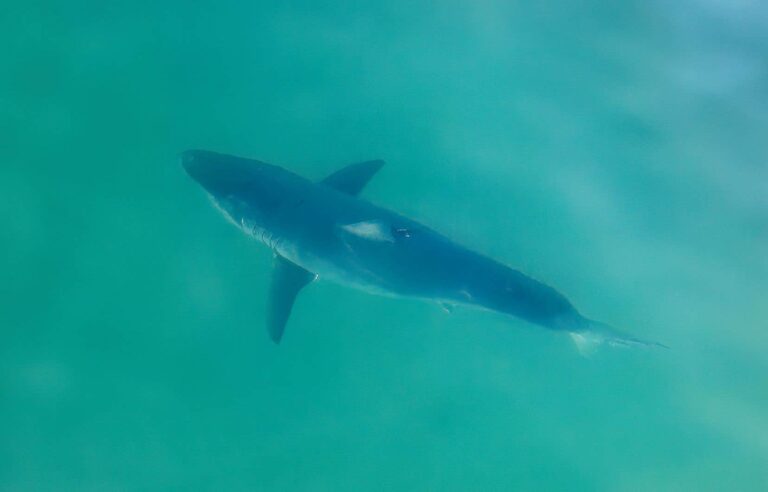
267, 255, 316, 344
321, 159, 384, 196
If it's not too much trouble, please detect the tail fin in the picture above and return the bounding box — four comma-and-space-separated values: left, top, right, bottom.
570, 320, 668, 355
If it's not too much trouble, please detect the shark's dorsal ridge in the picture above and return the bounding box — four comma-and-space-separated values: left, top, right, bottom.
267, 255, 316, 343
321, 159, 384, 196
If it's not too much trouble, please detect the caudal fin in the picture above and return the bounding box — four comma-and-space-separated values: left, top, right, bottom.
570, 320, 668, 355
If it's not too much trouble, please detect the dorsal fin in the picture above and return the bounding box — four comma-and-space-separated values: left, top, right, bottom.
321, 159, 384, 196
267, 255, 316, 343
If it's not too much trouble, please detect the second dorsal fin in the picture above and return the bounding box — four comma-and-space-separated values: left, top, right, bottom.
321, 159, 384, 196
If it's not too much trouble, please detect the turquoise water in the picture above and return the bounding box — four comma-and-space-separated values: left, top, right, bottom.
3, 1, 767, 490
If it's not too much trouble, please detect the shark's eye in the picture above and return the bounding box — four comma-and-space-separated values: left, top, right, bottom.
392, 227, 412, 239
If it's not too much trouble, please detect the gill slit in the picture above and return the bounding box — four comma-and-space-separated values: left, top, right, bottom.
239, 217, 282, 252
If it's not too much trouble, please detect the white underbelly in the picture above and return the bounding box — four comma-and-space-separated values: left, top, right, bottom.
275, 240, 399, 297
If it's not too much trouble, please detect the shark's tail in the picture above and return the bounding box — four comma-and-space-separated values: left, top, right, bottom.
569, 319, 668, 355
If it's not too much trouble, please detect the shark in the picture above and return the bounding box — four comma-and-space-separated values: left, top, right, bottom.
182, 149, 664, 351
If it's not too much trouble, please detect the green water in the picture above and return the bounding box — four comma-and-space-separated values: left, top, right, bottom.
3, 1, 767, 490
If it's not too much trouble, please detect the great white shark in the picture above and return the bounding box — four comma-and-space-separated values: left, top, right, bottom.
182, 150, 664, 350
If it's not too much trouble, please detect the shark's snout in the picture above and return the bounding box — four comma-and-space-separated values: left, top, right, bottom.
180, 150, 208, 183
181, 149, 260, 195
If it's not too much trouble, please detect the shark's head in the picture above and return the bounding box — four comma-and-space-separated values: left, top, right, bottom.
181, 150, 265, 195
181, 149, 292, 228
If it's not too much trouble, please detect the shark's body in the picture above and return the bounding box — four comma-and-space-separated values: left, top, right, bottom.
183, 150, 661, 349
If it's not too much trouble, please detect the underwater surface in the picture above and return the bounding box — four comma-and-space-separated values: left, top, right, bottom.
2, 0, 767, 490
